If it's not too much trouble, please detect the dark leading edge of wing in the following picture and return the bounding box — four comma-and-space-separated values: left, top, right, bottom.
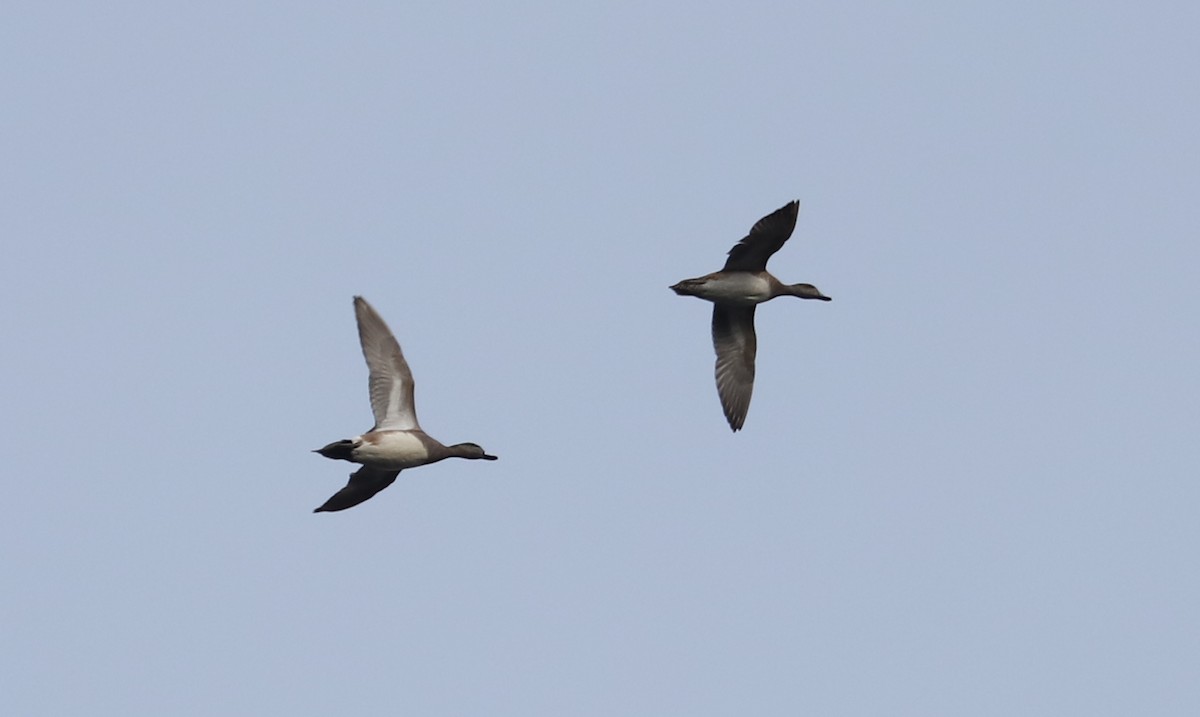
313, 466, 401, 513
721, 201, 800, 273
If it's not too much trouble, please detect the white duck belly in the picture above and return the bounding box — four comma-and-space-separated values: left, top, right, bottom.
352, 431, 432, 468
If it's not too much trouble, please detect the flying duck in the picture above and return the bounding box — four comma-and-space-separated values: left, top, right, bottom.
670, 201, 831, 431
312, 296, 497, 512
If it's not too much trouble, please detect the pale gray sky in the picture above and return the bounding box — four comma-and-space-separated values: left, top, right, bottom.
3, 2, 1198, 714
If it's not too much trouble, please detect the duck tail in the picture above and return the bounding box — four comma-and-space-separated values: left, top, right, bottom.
314, 439, 355, 461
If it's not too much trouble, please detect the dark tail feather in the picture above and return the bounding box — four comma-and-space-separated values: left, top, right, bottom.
314, 439, 355, 461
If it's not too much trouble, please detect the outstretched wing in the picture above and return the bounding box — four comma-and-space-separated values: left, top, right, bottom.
722, 201, 800, 272
711, 305, 757, 432
313, 466, 401, 513
354, 296, 420, 431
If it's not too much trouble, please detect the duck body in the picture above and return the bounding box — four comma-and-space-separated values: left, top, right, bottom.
315, 430, 436, 469
670, 272, 775, 305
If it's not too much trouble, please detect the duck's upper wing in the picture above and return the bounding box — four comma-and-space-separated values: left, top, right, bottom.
313, 466, 400, 513
711, 305, 758, 432
354, 296, 420, 431
721, 201, 800, 272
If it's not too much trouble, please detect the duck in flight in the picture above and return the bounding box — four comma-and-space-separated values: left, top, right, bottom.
312, 296, 497, 512
671, 201, 831, 431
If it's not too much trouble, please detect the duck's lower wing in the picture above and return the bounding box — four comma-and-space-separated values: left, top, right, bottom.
314, 466, 401, 513
711, 305, 757, 432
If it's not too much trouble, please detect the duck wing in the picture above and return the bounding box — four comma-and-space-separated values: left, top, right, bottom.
354, 296, 420, 431
711, 305, 757, 431
313, 466, 401, 513
722, 201, 799, 272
